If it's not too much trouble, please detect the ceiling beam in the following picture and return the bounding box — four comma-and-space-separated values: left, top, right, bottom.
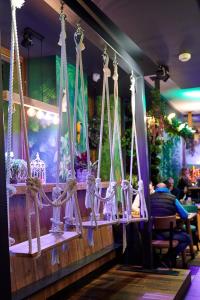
43, 0, 157, 76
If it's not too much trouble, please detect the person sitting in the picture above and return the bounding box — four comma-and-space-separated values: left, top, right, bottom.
164, 177, 180, 199
177, 167, 192, 200
150, 182, 191, 267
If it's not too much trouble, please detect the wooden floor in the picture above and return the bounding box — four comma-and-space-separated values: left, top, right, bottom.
184, 251, 200, 299
61, 265, 191, 300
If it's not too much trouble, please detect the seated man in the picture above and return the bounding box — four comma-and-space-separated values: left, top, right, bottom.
164, 177, 180, 199
150, 182, 191, 266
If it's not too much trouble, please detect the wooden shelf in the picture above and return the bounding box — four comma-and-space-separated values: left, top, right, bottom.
81, 220, 118, 229
9, 231, 80, 257
13, 181, 110, 195
3, 90, 58, 114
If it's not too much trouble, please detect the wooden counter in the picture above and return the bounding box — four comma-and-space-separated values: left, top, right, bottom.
10, 181, 118, 299
13, 181, 110, 195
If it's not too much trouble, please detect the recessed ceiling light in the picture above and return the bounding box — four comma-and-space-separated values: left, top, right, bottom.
179, 52, 191, 62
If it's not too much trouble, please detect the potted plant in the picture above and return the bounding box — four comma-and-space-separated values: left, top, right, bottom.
10, 159, 27, 183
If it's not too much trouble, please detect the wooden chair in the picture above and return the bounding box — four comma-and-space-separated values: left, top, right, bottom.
152, 215, 186, 268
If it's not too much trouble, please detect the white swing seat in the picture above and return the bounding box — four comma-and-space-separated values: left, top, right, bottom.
9, 231, 80, 257
68, 219, 118, 229
120, 216, 148, 224
81, 219, 118, 229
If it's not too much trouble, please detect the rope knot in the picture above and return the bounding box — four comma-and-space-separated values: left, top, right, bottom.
110, 181, 117, 193
121, 179, 129, 191
95, 177, 101, 189
52, 186, 62, 201
26, 177, 42, 195
86, 174, 96, 193
130, 74, 136, 92
103, 66, 111, 77
112, 73, 118, 81
66, 178, 77, 192
138, 180, 144, 192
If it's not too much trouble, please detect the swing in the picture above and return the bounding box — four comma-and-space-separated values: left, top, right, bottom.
119, 73, 148, 225
9, 0, 82, 258
73, 40, 119, 229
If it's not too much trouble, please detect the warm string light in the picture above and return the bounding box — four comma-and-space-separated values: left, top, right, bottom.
27, 107, 59, 126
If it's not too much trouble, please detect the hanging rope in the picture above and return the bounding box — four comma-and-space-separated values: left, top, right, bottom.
9, 1, 82, 257
131, 75, 148, 219
93, 47, 118, 222
6, 4, 16, 246
126, 73, 148, 221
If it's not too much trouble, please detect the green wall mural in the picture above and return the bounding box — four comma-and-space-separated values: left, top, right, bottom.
28, 55, 88, 181
56, 56, 88, 154
159, 133, 182, 185
28, 56, 57, 105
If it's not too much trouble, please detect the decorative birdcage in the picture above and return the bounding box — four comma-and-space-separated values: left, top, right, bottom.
30, 153, 46, 184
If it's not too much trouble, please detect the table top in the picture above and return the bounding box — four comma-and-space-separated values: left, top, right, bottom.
188, 186, 200, 190
176, 212, 197, 220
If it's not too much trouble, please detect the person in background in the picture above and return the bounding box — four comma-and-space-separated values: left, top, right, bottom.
132, 181, 154, 213
150, 182, 191, 267
177, 167, 192, 200
164, 177, 180, 199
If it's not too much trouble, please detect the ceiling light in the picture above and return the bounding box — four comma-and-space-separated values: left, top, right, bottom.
179, 52, 191, 62
92, 73, 101, 82
183, 90, 200, 98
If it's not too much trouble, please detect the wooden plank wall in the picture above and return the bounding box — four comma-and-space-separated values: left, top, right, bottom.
10, 189, 116, 298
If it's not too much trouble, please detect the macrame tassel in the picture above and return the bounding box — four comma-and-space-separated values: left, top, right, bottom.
64, 197, 75, 229
50, 187, 63, 233
85, 174, 95, 209
94, 177, 101, 219
103, 182, 117, 221
138, 180, 148, 219
87, 228, 94, 247
51, 247, 60, 265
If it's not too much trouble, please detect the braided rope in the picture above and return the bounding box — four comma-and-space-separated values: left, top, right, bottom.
6, 14, 15, 246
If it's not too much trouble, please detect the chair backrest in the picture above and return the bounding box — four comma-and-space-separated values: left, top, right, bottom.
182, 204, 198, 213
153, 215, 177, 231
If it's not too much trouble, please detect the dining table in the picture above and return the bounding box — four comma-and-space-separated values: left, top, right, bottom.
176, 212, 197, 259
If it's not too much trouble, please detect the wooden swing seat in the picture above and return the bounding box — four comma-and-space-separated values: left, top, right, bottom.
120, 217, 148, 224
9, 231, 80, 257
81, 219, 118, 229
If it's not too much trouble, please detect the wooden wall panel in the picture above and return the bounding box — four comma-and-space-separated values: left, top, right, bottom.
10, 189, 116, 298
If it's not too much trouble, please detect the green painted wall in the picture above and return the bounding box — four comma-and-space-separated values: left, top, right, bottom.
159, 134, 182, 185
28, 56, 57, 105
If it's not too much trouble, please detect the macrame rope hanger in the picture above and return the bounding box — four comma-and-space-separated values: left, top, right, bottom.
121, 73, 148, 223
9, 0, 82, 258
86, 46, 119, 224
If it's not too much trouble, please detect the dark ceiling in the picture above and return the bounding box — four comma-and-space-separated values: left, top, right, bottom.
93, 0, 200, 89
1, 0, 200, 97
0, 0, 131, 98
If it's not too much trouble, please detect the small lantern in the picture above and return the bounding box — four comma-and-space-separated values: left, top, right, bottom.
30, 152, 46, 184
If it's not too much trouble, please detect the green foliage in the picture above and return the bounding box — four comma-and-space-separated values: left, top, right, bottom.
9, 159, 27, 183
88, 117, 100, 149
164, 116, 194, 140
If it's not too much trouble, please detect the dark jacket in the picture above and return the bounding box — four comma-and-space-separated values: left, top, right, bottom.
150, 191, 176, 217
